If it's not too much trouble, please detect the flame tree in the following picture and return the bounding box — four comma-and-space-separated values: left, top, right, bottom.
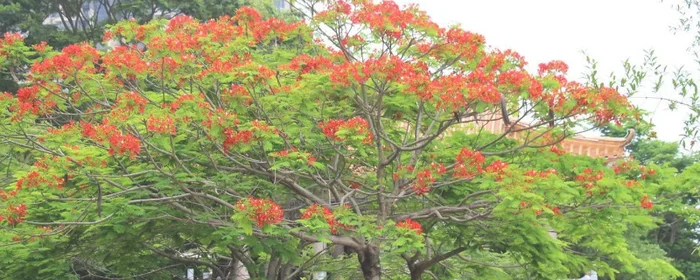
0, 1, 687, 279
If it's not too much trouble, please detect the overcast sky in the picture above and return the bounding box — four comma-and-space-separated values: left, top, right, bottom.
394, 0, 696, 144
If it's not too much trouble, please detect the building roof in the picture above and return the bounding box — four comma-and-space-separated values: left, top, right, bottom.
455, 113, 634, 163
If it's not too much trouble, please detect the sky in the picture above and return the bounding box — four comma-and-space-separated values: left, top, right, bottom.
394, 0, 696, 144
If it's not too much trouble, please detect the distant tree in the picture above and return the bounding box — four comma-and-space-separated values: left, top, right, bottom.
598, 113, 700, 280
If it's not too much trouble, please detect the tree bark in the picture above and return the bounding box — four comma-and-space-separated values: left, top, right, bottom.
410, 269, 423, 280
407, 247, 467, 280
357, 245, 381, 280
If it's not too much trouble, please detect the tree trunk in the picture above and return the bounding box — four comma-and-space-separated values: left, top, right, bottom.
406, 260, 423, 280
410, 270, 423, 280
357, 245, 381, 280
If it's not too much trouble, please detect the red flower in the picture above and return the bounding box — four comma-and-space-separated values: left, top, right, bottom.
103, 46, 149, 77
1, 32, 24, 48
538, 60, 569, 76
235, 198, 284, 228
485, 160, 508, 174
301, 204, 350, 234
146, 116, 176, 135
397, 219, 423, 235
6, 204, 27, 225
413, 169, 435, 195
223, 129, 254, 151
640, 195, 653, 210
319, 117, 373, 144
117, 91, 148, 114
285, 54, 333, 78
108, 132, 141, 159
430, 163, 447, 175
453, 148, 485, 178
31, 43, 99, 79
550, 146, 566, 155
307, 156, 317, 166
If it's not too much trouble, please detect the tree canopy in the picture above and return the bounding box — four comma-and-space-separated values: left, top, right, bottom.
0, 1, 696, 279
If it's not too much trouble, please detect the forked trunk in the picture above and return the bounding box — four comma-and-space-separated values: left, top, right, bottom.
357, 245, 381, 280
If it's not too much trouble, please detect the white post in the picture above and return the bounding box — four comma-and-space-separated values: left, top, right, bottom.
312, 242, 327, 279
186, 268, 195, 280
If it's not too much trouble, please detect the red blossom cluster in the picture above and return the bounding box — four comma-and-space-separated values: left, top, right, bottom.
146, 115, 176, 135
394, 163, 446, 195
235, 198, 284, 228
22, 158, 69, 188
611, 161, 656, 180
200, 54, 248, 78
549, 205, 562, 215
231, 7, 301, 44
523, 169, 558, 183
430, 162, 448, 176
247, 16, 300, 43
81, 121, 113, 141
11, 85, 56, 120
549, 146, 567, 156
534, 60, 632, 124
575, 168, 603, 192
108, 132, 141, 159
434, 74, 472, 109
484, 160, 508, 181
350, 1, 417, 39
640, 195, 653, 210
319, 117, 373, 144
102, 46, 149, 77
223, 129, 254, 151
485, 160, 508, 174
197, 17, 240, 43
2, 204, 27, 225
534, 204, 562, 216
30, 43, 99, 79
169, 94, 210, 113
273, 147, 317, 167
203, 109, 238, 129
453, 148, 485, 178
32, 41, 48, 53
285, 54, 333, 80
0, 32, 24, 55
498, 69, 543, 98
479, 50, 526, 70
575, 168, 604, 190
413, 169, 435, 195
1, 156, 77, 201
80, 120, 141, 158
222, 84, 252, 104
613, 161, 633, 174
330, 55, 410, 86
396, 218, 423, 235
537, 60, 569, 77
100, 6, 300, 80
639, 166, 657, 179
442, 27, 485, 58
309, 1, 630, 123
301, 204, 351, 234
349, 181, 362, 189
116, 91, 148, 114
